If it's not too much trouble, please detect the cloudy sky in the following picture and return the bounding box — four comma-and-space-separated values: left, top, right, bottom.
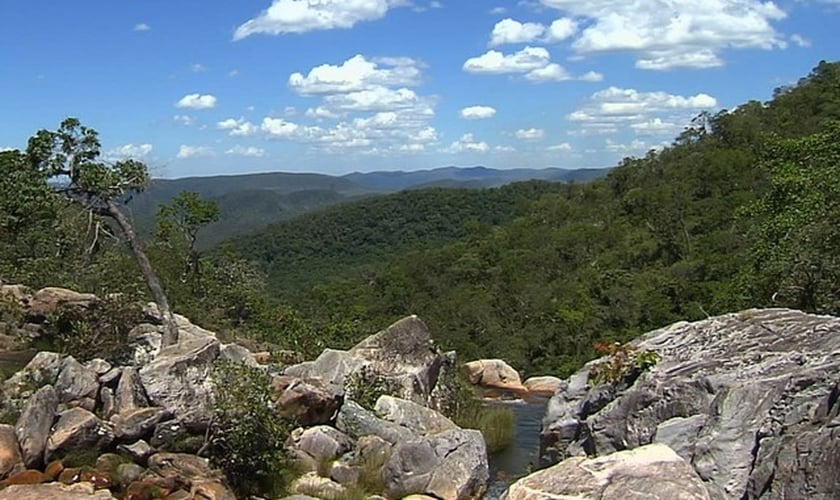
1, 1, 837, 177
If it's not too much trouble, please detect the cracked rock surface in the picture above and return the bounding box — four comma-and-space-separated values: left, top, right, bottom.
540, 308, 840, 500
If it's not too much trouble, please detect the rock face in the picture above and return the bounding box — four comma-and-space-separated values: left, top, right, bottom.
15, 385, 57, 468
540, 308, 840, 500
464, 359, 526, 393
0, 424, 22, 478
504, 443, 710, 500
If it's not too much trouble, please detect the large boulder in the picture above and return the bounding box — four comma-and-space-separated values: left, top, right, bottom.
540, 308, 840, 500
54, 357, 99, 404
285, 316, 444, 406
0, 482, 116, 499
0, 424, 22, 478
26, 287, 97, 322
139, 336, 220, 429
336, 400, 415, 444
503, 443, 710, 500
522, 376, 562, 396
464, 359, 526, 393
45, 408, 114, 462
15, 385, 57, 468
273, 375, 342, 426
374, 395, 458, 436
288, 426, 354, 462
382, 428, 488, 500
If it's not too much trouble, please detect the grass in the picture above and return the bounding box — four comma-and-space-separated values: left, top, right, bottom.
455, 404, 515, 454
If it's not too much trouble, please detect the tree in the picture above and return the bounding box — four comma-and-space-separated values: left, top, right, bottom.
26, 118, 180, 345
156, 191, 220, 290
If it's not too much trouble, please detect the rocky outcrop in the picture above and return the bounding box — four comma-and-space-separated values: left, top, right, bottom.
0, 424, 22, 477
15, 385, 57, 468
273, 375, 342, 426
0, 481, 116, 499
540, 308, 840, 500
464, 359, 526, 393
26, 287, 98, 322
503, 443, 710, 500
522, 376, 562, 396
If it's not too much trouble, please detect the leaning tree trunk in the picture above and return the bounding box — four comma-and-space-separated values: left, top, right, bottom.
106, 200, 179, 346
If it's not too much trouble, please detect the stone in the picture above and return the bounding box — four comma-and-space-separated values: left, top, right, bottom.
374, 395, 458, 436
289, 425, 354, 461
55, 356, 99, 403
111, 407, 170, 441
0, 482, 117, 499
289, 471, 346, 499
99, 387, 115, 419
4, 468, 51, 485
15, 384, 57, 468
382, 428, 489, 500
139, 336, 220, 429
44, 459, 64, 479
150, 419, 191, 450
147, 452, 220, 484
115, 462, 144, 487
0, 424, 23, 479
219, 343, 259, 367
26, 287, 97, 322
98, 367, 121, 386
330, 462, 360, 485
522, 376, 562, 396
117, 439, 153, 464
190, 480, 237, 500
0, 283, 30, 302
45, 408, 114, 462
2, 352, 63, 397
336, 400, 416, 444
463, 359, 526, 393
114, 367, 148, 414
94, 453, 125, 475
85, 359, 111, 375
273, 375, 342, 426
540, 308, 840, 500
126, 323, 162, 366
503, 444, 710, 500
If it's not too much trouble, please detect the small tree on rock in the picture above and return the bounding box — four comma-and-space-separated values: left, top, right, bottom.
26, 117, 179, 346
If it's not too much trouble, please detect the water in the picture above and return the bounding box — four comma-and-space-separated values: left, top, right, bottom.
484, 395, 549, 499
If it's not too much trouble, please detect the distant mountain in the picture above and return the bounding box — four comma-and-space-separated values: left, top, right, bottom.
343, 166, 611, 191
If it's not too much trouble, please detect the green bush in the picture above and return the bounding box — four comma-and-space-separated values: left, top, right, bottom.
588, 341, 661, 386
207, 361, 293, 498
344, 365, 403, 410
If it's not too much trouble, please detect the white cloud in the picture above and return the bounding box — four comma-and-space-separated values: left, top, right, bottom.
546, 18, 577, 41
173, 115, 196, 126
261, 117, 301, 139
217, 118, 259, 137
306, 106, 342, 120
605, 138, 649, 152
234, 0, 405, 39
495, 145, 516, 152
490, 6, 507, 15
490, 18, 546, 46
430, 1, 443, 8
322, 86, 430, 112
579, 71, 604, 82
446, 133, 490, 153
226, 146, 266, 157
176, 93, 217, 110
464, 46, 551, 74
133, 23, 151, 32
289, 55, 422, 95
515, 128, 545, 140
525, 63, 571, 82
539, 0, 787, 69
460, 105, 497, 120
106, 144, 153, 160
547, 142, 572, 151
176, 145, 214, 159
189, 63, 207, 73
790, 34, 811, 47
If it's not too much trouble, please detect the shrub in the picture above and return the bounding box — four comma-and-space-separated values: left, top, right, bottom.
207, 361, 293, 498
588, 341, 661, 386
344, 365, 403, 410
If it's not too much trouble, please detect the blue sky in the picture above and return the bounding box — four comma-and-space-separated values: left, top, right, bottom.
1, 0, 838, 177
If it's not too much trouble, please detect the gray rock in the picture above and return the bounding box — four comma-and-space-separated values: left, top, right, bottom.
99, 367, 121, 386
540, 308, 840, 500
503, 443, 710, 500
289, 472, 346, 499
150, 419, 190, 449
0, 424, 22, 479
336, 400, 416, 444
219, 343, 259, 367
111, 407, 171, 441
85, 358, 111, 375
273, 375, 342, 426
139, 336, 220, 429
0, 482, 116, 499
2, 352, 62, 398
114, 367, 148, 414
117, 439, 153, 464
374, 395, 458, 436
55, 356, 99, 403
147, 452, 220, 483
289, 425, 354, 461
116, 462, 145, 487
45, 407, 114, 462
382, 428, 488, 500
15, 384, 57, 468
126, 323, 162, 366
99, 386, 115, 419
330, 462, 360, 485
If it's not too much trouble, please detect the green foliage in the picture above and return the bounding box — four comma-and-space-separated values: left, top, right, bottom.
41, 294, 145, 363
588, 342, 661, 386
208, 361, 293, 498
344, 366, 403, 410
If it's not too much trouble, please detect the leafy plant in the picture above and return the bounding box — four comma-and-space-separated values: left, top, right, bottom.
344, 366, 403, 410
588, 341, 661, 386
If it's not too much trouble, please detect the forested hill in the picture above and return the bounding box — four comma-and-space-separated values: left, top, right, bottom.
223, 60, 840, 377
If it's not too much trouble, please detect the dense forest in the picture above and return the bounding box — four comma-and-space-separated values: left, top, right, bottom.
1, 61, 838, 379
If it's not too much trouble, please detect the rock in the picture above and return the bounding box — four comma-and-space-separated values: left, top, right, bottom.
99, 387, 115, 419
289, 471, 346, 499
111, 407, 170, 441
115, 462, 144, 487
503, 444, 710, 500
15, 384, 57, 468
45, 408, 114, 462
44, 459, 64, 479
114, 367, 149, 414
98, 367, 121, 386
330, 462, 360, 485
336, 400, 416, 444
289, 425, 354, 461
147, 452, 220, 484
190, 480, 237, 500
0, 283, 30, 302
94, 453, 125, 475
463, 359, 526, 393
355, 435, 392, 463
522, 376, 562, 396
117, 439, 153, 464
273, 375, 342, 426
26, 287, 97, 322
285, 315, 445, 405
0, 482, 116, 499
219, 343, 259, 367
2, 352, 63, 398
253, 351, 272, 364
0, 424, 22, 479
150, 419, 192, 450
126, 323, 162, 366
540, 308, 840, 500
382, 428, 488, 500
374, 395, 458, 436
55, 357, 99, 403
85, 359, 111, 375
139, 336, 219, 429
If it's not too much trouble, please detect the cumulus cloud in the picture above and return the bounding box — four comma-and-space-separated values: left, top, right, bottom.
106, 144, 153, 160
289, 55, 421, 95
234, 0, 404, 39
525, 63, 571, 82
546, 18, 577, 42
539, 0, 787, 69
790, 34, 811, 47
174, 115, 196, 126
226, 146, 266, 157
133, 23, 151, 32
176, 145, 214, 159
460, 105, 497, 119
217, 118, 260, 137
464, 46, 600, 82
490, 18, 546, 46
446, 133, 490, 153
515, 128, 545, 140
261, 117, 301, 139
176, 93, 217, 110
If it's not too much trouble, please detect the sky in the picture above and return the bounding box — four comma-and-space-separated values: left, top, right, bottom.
0, 1, 838, 178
